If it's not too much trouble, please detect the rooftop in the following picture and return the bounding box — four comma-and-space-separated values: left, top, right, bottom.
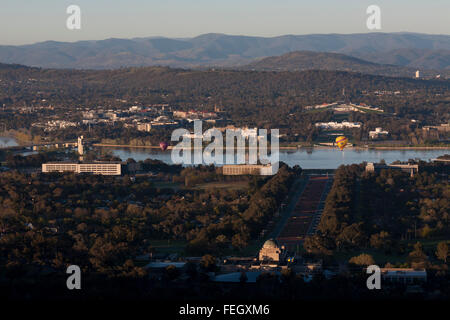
263, 239, 278, 249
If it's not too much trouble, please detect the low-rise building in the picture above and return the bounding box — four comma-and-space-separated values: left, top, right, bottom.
369, 127, 389, 139
381, 268, 427, 284
422, 123, 450, 133
137, 123, 152, 132
315, 121, 361, 130
366, 162, 419, 177
42, 162, 122, 175
259, 239, 286, 262
222, 164, 275, 176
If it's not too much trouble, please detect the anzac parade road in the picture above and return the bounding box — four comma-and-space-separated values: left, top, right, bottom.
275, 175, 333, 251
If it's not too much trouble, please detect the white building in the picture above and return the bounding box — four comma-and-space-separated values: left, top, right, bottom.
137, 123, 152, 132
129, 106, 142, 112
104, 112, 118, 120
42, 162, 122, 175
365, 162, 419, 177
315, 121, 361, 130
222, 164, 275, 176
415, 70, 420, 78
369, 127, 389, 139
223, 127, 258, 138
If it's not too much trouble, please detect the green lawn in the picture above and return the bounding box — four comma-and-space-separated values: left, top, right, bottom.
334, 238, 450, 265
334, 249, 407, 266
152, 181, 183, 190
146, 239, 261, 258
192, 180, 249, 191
304, 107, 331, 114
148, 239, 187, 255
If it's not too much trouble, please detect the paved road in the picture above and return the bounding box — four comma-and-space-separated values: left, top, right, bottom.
306, 176, 333, 235
276, 175, 333, 251
269, 176, 309, 240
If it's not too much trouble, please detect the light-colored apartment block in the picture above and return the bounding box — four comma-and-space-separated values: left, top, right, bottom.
42, 162, 122, 175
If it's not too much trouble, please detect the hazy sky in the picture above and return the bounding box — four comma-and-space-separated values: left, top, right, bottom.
0, 0, 449, 45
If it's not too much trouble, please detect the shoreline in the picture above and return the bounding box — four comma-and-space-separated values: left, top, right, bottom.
366, 146, 450, 150
93, 143, 450, 151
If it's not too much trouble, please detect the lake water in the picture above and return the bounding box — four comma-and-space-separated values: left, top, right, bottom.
2, 136, 447, 169
104, 147, 449, 169
0, 136, 19, 148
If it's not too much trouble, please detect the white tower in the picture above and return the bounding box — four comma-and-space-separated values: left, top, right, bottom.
77, 136, 84, 156
415, 70, 420, 78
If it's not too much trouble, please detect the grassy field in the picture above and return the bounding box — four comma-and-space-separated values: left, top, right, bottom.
148, 239, 187, 255
334, 238, 450, 265
334, 249, 407, 266
151, 180, 183, 190
144, 238, 261, 258
151, 179, 250, 191
192, 180, 249, 191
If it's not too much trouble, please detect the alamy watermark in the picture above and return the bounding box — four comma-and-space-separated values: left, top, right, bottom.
66, 5, 81, 30
366, 264, 381, 289
366, 5, 381, 30
170, 121, 280, 173
66, 264, 81, 290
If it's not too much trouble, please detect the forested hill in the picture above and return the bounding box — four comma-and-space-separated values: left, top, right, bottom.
241, 51, 448, 78
1, 64, 449, 127
1, 63, 448, 99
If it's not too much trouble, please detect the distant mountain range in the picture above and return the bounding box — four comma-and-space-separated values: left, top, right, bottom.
0, 33, 449, 72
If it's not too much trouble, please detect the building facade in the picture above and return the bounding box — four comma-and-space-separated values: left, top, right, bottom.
222, 164, 275, 176
42, 162, 122, 175
259, 239, 284, 262
369, 127, 389, 139
381, 268, 427, 284
366, 162, 419, 177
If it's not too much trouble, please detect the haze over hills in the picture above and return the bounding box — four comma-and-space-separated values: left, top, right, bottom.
241, 51, 444, 77
0, 33, 449, 71
353, 48, 450, 70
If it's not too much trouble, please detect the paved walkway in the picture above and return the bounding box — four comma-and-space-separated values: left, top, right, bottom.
276, 175, 333, 251
269, 176, 309, 240
307, 176, 333, 236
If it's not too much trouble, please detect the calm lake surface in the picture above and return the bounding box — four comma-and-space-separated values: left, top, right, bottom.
105, 147, 449, 169
0, 136, 19, 148
2, 136, 447, 169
